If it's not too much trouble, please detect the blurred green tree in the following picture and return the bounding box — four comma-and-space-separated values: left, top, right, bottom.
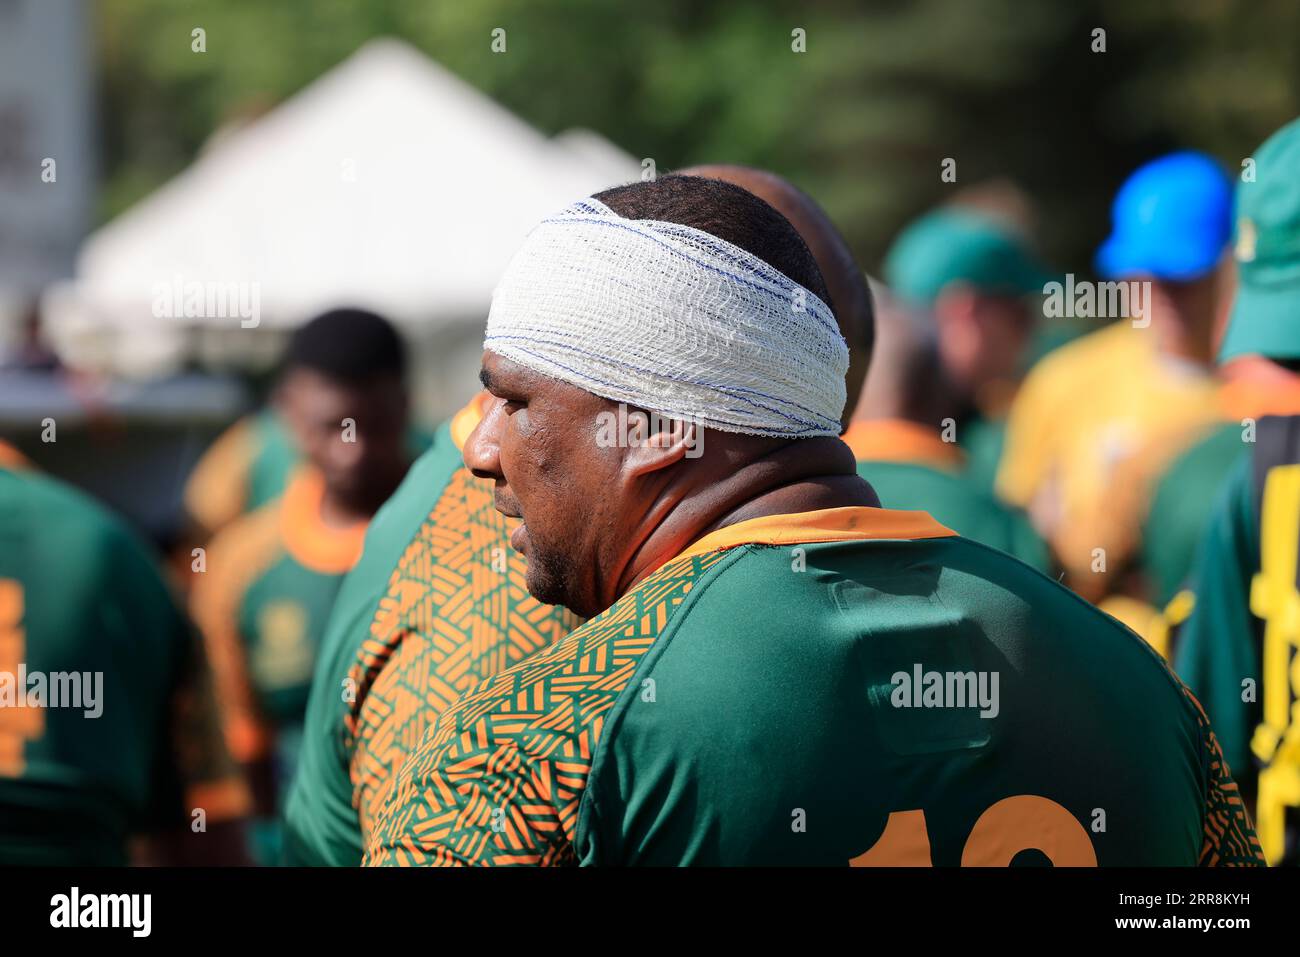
97, 0, 1300, 276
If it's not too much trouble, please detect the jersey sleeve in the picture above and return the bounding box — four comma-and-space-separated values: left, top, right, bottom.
282, 562, 382, 866
184, 417, 257, 537
1172, 456, 1262, 781
157, 626, 253, 828
1180, 686, 1265, 866
189, 509, 283, 765
284, 433, 464, 866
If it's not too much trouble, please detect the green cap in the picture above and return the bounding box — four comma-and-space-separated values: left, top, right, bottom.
1219, 117, 1300, 362
884, 208, 1052, 304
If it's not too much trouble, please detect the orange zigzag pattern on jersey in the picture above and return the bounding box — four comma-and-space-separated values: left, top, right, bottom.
364, 550, 726, 866
1183, 687, 1265, 866
344, 467, 580, 837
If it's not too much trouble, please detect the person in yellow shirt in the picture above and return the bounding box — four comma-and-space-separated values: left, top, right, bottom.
997, 152, 1234, 605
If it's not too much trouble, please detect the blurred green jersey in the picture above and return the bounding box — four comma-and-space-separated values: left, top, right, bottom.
190, 466, 367, 866
0, 455, 247, 865
1175, 415, 1300, 865
844, 418, 1050, 574
366, 507, 1260, 867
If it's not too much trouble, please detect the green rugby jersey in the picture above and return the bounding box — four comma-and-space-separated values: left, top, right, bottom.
1174, 416, 1300, 865
0, 459, 246, 865
859, 463, 1049, 574
191, 466, 370, 864
843, 418, 1050, 573
284, 397, 580, 865
1144, 424, 1247, 608
366, 506, 1261, 866
185, 410, 300, 538
191, 467, 367, 777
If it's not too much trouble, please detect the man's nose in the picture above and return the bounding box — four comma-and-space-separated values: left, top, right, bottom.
464, 399, 503, 480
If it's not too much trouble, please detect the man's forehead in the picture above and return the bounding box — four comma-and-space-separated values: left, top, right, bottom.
480, 352, 582, 397
479, 351, 531, 389
480, 352, 618, 420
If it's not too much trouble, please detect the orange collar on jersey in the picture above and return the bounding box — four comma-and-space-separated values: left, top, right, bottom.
1217, 357, 1300, 420
0, 440, 31, 471
449, 391, 490, 452
665, 505, 956, 568
279, 468, 368, 575
840, 418, 965, 471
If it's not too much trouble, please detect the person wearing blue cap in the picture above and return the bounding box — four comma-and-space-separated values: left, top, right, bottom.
1095, 150, 1235, 363
997, 151, 1233, 619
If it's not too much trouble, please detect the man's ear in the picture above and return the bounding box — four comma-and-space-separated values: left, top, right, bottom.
623, 414, 699, 478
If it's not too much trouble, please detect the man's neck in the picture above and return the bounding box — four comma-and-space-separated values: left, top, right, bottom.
319, 462, 410, 528
318, 491, 372, 529
614, 435, 878, 597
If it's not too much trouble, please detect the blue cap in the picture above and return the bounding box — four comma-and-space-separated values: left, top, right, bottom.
1095, 151, 1233, 282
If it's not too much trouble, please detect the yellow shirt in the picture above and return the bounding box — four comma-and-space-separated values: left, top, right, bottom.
997, 323, 1221, 597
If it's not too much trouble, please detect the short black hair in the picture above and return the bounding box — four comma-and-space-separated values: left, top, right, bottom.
594, 175, 831, 307
283, 308, 406, 385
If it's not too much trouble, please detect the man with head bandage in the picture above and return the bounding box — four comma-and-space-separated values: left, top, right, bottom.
360, 175, 1259, 867
284, 167, 874, 866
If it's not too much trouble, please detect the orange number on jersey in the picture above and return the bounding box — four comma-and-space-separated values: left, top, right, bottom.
848, 809, 931, 865
851, 795, 1097, 867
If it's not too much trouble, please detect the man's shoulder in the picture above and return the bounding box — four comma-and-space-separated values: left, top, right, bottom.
204, 498, 286, 578
0, 467, 157, 583
398, 548, 733, 768
362, 549, 729, 865
862, 458, 1015, 518
864, 467, 1046, 569
286, 419, 499, 866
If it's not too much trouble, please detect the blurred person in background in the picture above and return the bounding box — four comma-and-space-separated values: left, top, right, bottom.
284, 164, 873, 865
997, 151, 1232, 613
189, 308, 412, 864
843, 280, 1050, 573
182, 343, 432, 547
0, 439, 250, 865
182, 405, 301, 544
883, 206, 1053, 493
1172, 118, 1300, 866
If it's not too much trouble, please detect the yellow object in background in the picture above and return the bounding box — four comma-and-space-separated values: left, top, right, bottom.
998, 322, 1221, 599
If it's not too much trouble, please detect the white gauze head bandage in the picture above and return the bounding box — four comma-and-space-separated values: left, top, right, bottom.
484, 197, 848, 437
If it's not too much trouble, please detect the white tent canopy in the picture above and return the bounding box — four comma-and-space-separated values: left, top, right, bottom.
45, 38, 638, 378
